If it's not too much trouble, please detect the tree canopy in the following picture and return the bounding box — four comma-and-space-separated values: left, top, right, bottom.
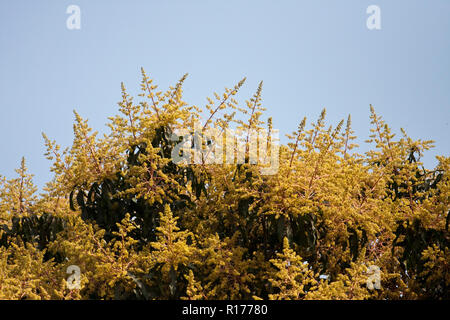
0, 69, 448, 300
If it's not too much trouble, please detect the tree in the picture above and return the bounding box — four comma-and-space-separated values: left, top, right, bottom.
0, 70, 448, 300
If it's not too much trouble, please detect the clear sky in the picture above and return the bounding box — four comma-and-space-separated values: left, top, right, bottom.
0, 0, 449, 189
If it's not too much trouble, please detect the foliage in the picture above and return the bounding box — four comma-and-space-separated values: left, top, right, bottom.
0, 70, 448, 300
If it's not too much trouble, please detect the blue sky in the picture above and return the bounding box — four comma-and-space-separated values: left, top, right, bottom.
0, 0, 449, 189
